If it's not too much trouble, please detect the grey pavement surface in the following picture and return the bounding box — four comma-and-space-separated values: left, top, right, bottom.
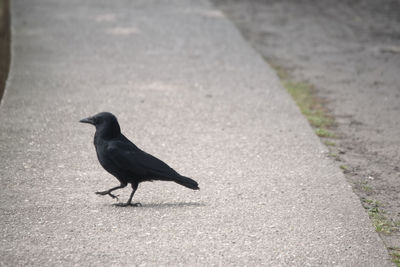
0, 0, 392, 266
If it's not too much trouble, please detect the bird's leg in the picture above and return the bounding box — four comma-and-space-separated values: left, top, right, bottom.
114, 182, 141, 207
126, 182, 141, 206
96, 182, 127, 201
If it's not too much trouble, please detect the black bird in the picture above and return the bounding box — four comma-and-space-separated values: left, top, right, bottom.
80, 112, 199, 207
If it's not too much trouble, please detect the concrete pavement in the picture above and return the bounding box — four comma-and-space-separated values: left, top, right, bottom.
0, 0, 392, 265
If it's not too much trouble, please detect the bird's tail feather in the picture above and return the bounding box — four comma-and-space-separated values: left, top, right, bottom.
174, 175, 199, 190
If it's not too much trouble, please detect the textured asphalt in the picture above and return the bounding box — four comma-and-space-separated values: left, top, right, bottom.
0, 0, 392, 266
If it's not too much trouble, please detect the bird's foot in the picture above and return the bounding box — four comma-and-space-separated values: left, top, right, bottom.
113, 202, 142, 207
95, 191, 119, 201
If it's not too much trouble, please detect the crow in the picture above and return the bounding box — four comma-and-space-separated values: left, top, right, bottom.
80, 112, 199, 207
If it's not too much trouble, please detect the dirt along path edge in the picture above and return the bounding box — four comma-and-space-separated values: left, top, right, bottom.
211, 0, 400, 264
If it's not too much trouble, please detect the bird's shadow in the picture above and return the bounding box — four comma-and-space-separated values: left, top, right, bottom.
111, 201, 206, 209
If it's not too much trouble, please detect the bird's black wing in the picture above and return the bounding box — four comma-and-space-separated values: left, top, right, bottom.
106, 140, 180, 179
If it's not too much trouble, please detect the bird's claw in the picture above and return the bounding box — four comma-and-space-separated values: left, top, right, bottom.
113, 202, 142, 207
109, 193, 119, 201
95, 191, 119, 201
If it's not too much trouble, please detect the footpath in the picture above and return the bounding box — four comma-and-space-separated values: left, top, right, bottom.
0, 0, 391, 265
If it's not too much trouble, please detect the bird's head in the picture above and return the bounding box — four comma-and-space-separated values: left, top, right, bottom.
80, 112, 121, 138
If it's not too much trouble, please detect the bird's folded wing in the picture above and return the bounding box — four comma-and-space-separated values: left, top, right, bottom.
106, 142, 179, 178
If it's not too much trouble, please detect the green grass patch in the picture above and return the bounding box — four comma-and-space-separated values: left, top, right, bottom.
283, 80, 333, 128
362, 183, 373, 193
389, 247, 400, 267
315, 128, 336, 138
361, 198, 399, 235
339, 165, 351, 173
328, 153, 340, 161
355, 181, 373, 193
273, 64, 288, 81
271, 64, 335, 142
324, 140, 336, 146
339, 165, 348, 170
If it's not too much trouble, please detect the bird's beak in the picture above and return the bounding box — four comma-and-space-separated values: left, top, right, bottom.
79, 116, 95, 125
